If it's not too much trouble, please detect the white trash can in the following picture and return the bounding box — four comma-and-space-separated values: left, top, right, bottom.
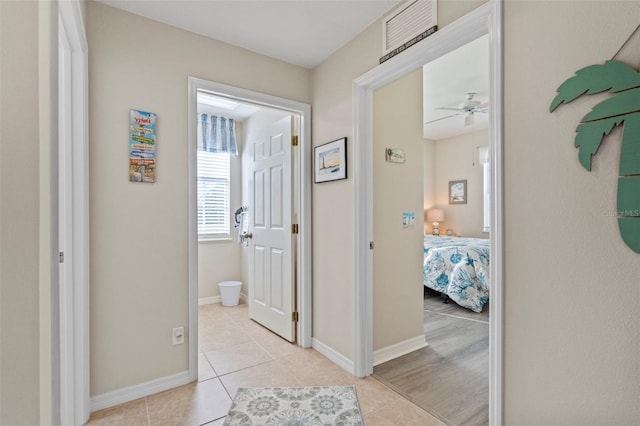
218, 281, 242, 306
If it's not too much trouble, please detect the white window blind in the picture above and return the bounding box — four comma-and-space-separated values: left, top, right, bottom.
197, 151, 230, 239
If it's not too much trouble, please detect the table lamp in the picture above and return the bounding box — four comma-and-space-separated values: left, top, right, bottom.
426, 208, 445, 236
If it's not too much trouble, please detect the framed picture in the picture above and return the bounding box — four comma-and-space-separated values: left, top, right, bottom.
314, 137, 347, 183
449, 180, 467, 204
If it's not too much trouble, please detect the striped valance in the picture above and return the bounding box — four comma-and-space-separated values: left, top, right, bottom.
197, 114, 238, 155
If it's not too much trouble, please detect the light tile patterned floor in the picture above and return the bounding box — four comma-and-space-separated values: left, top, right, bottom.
86, 302, 444, 425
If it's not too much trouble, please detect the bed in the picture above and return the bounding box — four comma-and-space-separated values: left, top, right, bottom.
423, 235, 490, 313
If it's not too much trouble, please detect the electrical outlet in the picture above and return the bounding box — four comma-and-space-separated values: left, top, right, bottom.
172, 327, 184, 345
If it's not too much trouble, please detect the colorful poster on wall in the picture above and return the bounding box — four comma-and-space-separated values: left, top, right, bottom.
402, 212, 415, 228
129, 109, 157, 183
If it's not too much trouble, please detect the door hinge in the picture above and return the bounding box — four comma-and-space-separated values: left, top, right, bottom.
292, 224, 299, 234
59, 252, 65, 263
291, 135, 299, 146
369, 241, 374, 250
292, 311, 299, 322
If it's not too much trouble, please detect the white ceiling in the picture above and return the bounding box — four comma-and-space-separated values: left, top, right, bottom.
96, 0, 400, 69
97, 1, 486, 136
423, 34, 489, 140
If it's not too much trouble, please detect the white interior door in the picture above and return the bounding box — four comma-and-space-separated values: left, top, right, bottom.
249, 116, 295, 342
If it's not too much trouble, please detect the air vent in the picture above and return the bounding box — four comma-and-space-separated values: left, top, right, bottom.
381, 1, 437, 61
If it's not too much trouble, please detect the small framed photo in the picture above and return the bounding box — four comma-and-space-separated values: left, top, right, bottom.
314, 137, 347, 183
449, 180, 467, 204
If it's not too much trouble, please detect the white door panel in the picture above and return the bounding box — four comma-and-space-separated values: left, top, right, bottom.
271, 166, 283, 227
270, 248, 284, 311
254, 245, 266, 304
254, 170, 265, 226
249, 116, 295, 342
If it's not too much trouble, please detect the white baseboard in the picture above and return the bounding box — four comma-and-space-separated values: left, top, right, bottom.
373, 335, 428, 366
199, 293, 248, 307
311, 338, 354, 375
198, 296, 221, 305
90, 370, 191, 412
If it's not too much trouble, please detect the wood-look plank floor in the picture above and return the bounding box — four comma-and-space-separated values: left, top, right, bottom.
373, 289, 489, 425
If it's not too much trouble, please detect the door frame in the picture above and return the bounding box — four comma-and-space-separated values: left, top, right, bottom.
352, 1, 504, 424
186, 77, 312, 381
57, 0, 90, 424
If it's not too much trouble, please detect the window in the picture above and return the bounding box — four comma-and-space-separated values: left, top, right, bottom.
197, 151, 230, 239
479, 146, 490, 233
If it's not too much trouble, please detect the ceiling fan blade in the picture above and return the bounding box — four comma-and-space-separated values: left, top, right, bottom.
435, 107, 461, 112
476, 102, 489, 109
425, 113, 460, 125
464, 113, 474, 126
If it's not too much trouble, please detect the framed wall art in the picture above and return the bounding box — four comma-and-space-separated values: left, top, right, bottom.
129, 109, 157, 183
449, 179, 467, 204
314, 137, 347, 183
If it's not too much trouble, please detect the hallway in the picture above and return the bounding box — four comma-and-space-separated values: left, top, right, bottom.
87, 302, 444, 425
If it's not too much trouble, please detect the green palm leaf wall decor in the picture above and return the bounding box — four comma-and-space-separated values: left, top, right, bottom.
550, 60, 640, 253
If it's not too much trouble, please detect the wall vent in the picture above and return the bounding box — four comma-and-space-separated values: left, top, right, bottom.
381, 1, 437, 61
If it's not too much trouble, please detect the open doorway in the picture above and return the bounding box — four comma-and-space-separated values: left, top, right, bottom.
352, 2, 503, 424
186, 78, 313, 383
195, 91, 296, 379
370, 34, 491, 425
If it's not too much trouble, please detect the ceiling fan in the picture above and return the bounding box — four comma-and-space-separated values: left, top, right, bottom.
427, 92, 489, 126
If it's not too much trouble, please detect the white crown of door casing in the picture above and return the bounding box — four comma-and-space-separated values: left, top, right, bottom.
352, 1, 504, 424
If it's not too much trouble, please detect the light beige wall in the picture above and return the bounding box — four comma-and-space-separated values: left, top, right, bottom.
199, 238, 242, 299
438, 0, 488, 28
423, 139, 436, 230
0, 1, 48, 424
503, 0, 640, 423
198, 124, 243, 300
87, 1, 310, 395
311, 0, 427, 362
38, 1, 57, 423
311, 0, 487, 362
434, 130, 488, 238
0, 0, 2, 396
372, 69, 425, 351
310, 16, 380, 361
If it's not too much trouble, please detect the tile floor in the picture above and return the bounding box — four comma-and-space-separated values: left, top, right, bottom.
86, 302, 445, 425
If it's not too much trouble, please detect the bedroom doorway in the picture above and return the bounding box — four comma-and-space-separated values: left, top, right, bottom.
370, 33, 492, 425
352, 2, 503, 424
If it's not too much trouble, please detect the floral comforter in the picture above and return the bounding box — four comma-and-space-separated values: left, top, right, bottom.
423, 235, 490, 313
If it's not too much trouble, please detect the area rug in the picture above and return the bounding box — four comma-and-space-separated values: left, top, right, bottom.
223, 386, 363, 425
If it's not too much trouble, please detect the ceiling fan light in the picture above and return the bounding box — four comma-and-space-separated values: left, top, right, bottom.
464, 112, 474, 126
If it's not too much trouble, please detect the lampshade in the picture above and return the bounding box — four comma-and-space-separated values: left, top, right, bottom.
426, 208, 444, 223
